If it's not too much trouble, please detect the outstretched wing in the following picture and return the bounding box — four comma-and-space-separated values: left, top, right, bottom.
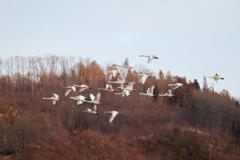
92, 105, 97, 111
124, 58, 129, 66
148, 55, 154, 64
77, 100, 83, 105
108, 73, 113, 80
90, 94, 95, 101
94, 93, 101, 102
79, 87, 86, 92
112, 70, 117, 78
65, 89, 72, 96
141, 74, 148, 84
149, 85, 155, 94
53, 93, 59, 99
109, 112, 117, 123
167, 89, 172, 95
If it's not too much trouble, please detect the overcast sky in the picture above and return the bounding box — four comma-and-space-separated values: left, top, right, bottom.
0, 0, 239, 99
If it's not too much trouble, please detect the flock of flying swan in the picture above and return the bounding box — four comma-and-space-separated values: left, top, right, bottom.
43, 54, 224, 123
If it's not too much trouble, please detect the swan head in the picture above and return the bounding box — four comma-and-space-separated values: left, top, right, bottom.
155, 57, 159, 59
133, 89, 136, 92
148, 76, 151, 78
114, 90, 117, 92
118, 113, 121, 115
88, 87, 92, 89
59, 99, 62, 101
221, 78, 224, 80
96, 112, 99, 115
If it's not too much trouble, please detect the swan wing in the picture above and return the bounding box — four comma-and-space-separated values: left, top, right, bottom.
79, 88, 86, 92
77, 100, 83, 105
92, 105, 97, 111
149, 85, 155, 94
95, 93, 101, 102
65, 89, 72, 96
108, 73, 113, 80
112, 70, 117, 78
53, 93, 59, 99
53, 101, 56, 105
72, 86, 76, 92
109, 112, 117, 123
90, 94, 95, 101
124, 58, 129, 66
148, 55, 154, 64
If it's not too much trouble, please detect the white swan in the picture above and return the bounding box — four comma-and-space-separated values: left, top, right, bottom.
69, 95, 88, 105
159, 89, 175, 97
103, 111, 121, 123
203, 73, 224, 82
97, 84, 116, 92
106, 70, 120, 80
140, 54, 158, 64
86, 92, 101, 104
113, 58, 132, 69
108, 77, 128, 86
115, 89, 132, 97
62, 86, 76, 96
73, 85, 91, 92
43, 93, 61, 105
82, 105, 98, 114
118, 82, 136, 92
133, 73, 151, 84
168, 83, 185, 90
139, 85, 155, 97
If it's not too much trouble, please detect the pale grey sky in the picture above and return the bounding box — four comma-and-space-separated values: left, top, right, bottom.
0, 0, 239, 98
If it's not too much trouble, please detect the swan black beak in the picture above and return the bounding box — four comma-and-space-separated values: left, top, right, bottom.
221, 78, 224, 80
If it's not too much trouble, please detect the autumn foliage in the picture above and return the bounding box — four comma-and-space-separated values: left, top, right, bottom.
0, 55, 240, 159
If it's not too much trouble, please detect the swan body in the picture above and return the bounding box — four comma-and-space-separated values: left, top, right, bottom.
73, 85, 91, 92
62, 86, 76, 96
97, 84, 116, 92
118, 82, 135, 92
203, 73, 224, 82
108, 77, 128, 86
106, 70, 120, 80
168, 83, 185, 90
159, 89, 175, 97
103, 111, 121, 123
69, 95, 88, 105
115, 89, 132, 97
139, 85, 155, 97
82, 105, 98, 114
133, 73, 151, 84
113, 58, 132, 69
43, 93, 61, 105
86, 92, 101, 104
140, 54, 158, 64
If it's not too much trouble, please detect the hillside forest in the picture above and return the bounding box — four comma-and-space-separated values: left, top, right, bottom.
0, 55, 240, 159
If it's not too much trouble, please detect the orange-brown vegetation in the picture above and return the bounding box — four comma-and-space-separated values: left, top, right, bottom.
0, 55, 240, 159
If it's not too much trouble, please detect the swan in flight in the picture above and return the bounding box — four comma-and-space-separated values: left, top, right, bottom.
73, 85, 91, 92
43, 93, 61, 105
139, 85, 155, 97
139, 54, 158, 64
159, 89, 175, 97
113, 58, 132, 69
118, 82, 136, 92
103, 111, 121, 123
82, 105, 98, 114
115, 89, 132, 97
97, 84, 116, 92
62, 86, 76, 96
108, 77, 128, 86
168, 83, 185, 90
69, 95, 88, 105
133, 73, 151, 84
106, 70, 120, 80
86, 92, 101, 104
203, 73, 224, 82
